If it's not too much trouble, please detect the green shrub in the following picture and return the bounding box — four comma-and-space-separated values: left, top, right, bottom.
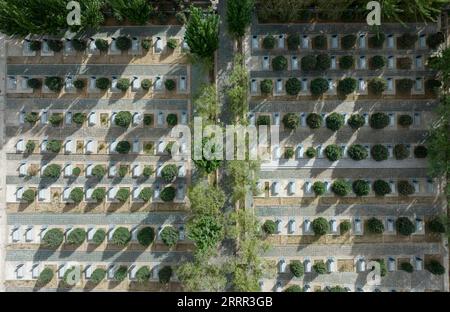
116, 188, 130, 202
114, 111, 132, 128
394, 144, 410, 160
396, 217, 415, 235
92, 229, 106, 244
414, 146, 428, 158
161, 186, 176, 202
262, 220, 277, 234
347, 114, 365, 129
337, 78, 357, 95
143, 166, 154, 177
287, 34, 300, 50
313, 261, 327, 274
44, 76, 64, 92
166, 114, 178, 126
63, 267, 76, 286
92, 188, 106, 202
284, 285, 302, 292
95, 39, 109, 51
312, 217, 329, 236
316, 54, 331, 71
370, 55, 386, 69
46, 140, 62, 153
313, 181, 326, 196
141, 39, 151, 50
331, 180, 350, 196
116, 141, 131, 154
73, 79, 84, 90
396, 79, 414, 93
25, 112, 39, 124
306, 113, 323, 129
305, 147, 317, 158
397, 181, 415, 196
301, 55, 316, 71
260, 79, 273, 94
368, 78, 387, 95
426, 260, 445, 275
158, 266, 173, 284
136, 266, 151, 283
111, 227, 131, 246
324, 144, 342, 161
137, 227, 155, 246
95, 77, 110, 90
339, 55, 354, 70
22, 189, 35, 203
165, 79, 176, 91
427, 32, 445, 49
115, 36, 131, 51
373, 180, 391, 196
116, 78, 130, 91
397, 57, 412, 70
256, 115, 270, 126
72, 113, 86, 125
90, 268, 106, 284
139, 187, 153, 202
325, 112, 344, 131
348, 144, 368, 161
43, 164, 61, 179
374, 259, 387, 277
67, 228, 86, 246
400, 262, 414, 273
114, 266, 128, 282
141, 79, 152, 90
310, 78, 328, 96
284, 147, 294, 159
427, 217, 447, 233
313, 35, 327, 49
398, 115, 413, 127
352, 180, 370, 196
161, 164, 178, 183
370, 112, 390, 129
367, 217, 384, 234
160, 226, 179, 247
371, 144, 389, 161
72, 39, 87, 51
341, 34, 357, 49
262, 35, 276, 49
29, 40, 41, 51
285, 78, 301, 95
42, 228, 64, 248
282, 113, 299, 130
47, 40, 63, 52
340, 220, 351, 233
49, 114, 63, 126
272, 56, 288, 71
27, 78, 42, 89
92, 165, 106, 179
397, 33, 418, 49
26, 141, 36, 154
425, 79, 442, 95
167, 38, 178, 50
118, 166, 127, 178
37, 268, 53, 285
369, 33, 385, 48
69, 187, 84, 203
290, 260, 304, 277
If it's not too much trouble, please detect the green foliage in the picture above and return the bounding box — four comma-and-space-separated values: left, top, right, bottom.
136, 266, 151, 283
325, 112, 344, 131
394, 144, 410, 160
159, 266, 173, 284
312, 217, 329, 236
316, 54, 331, 71
260, 79, 273, 94
166, 113, 178, 126
29, 40, 41, 51
114, 111, 132, 128
46, 140, 62, 153
400, 262, 414, 273
272, 55, 288, 71
282, 113, 299, 130
116, 188, 130, 202
427, 32, 445, 49
161, 186, 176, 202
167, 38, 177, 50
165, 79, 176, 91
426, 260, 445, 275
262, 220, 276, 234
397, 33, 418, 49
109, 0, 153, 25
366, 217, 384, 234
69, 187, 84, 203
413, 145, 428, 159
67, 228, 86, 246
310, 78, 328, 96
44, 76, 63, 92
116, 141, 131, 154
73, 79, 85, 90
118, 166, 127, 178
313, 261, 327, 274
43, 164, 61, 179
37, 267, 53, 285
92, 229, 106, 245
396, 79, 414, 93
352, 180, 370, 196
396, 217, 415, 235
176, 262, 227, 292
92, 188, 106, 202
398, 115, 413, 127
324, 144, 342, 161
301, 55, 316, 71
370, 55, 386, 69
369, 33, 385, 48
331, 180, 350, 196
139, 187, 153, 202
287, 34, 300, 50
42, 228, 64, 248
226, 0, 254, 38
193, 137, 222, 174
25, 112, 39, 124
348, 144, 368, 161
73, 113, 86, 125
313, 181, 325, 196
72, 39, 87, 52
425, 79, 442, 95
161, 164, 178, 183
289, 260, 304, 278
227, 55, 249, 120
114, 266, 128, 282
373, 180, 391, 196
115, 36, 131, 51
284, 147, 294, 159
284, 285, 302, 292
141, 79, 152, 90
427, 217, 447, 234
27, 78, 42, 89
374, 259, 387, 277
22, 189, 35, 203
188, 182, 225, 215
188, 215, 224, 256
49, 114, 63, 126
340, 220, 351, 233
305, 147, 317, 158
25, 141, 36, 154
256, 115, 270, 126
95, 77, 110, 90
371, 144, 389, 161
143, 114, 153, 126
285, 78, 301, 95
142, 165, 154, 177
194, 84, 220, 121
370, 112, 390, 129
137, 227, 155, 246
112, 227, 131, 246
160, 226, 179, 247
141, 38, 151, 50
92, 165, 106, 179
368, 78, 387, 95
339, 55, 354, 70
341, 34, 356, 49
313, 35, 327, 49
47, 40, 63, 52
116, 78, 130, 91
90, 268, 106, 284
306, 113, 323, 129
262, 35, 276, 49
397, 181, 415, 196
337, 78, 357, 95
95, 39, 109, 52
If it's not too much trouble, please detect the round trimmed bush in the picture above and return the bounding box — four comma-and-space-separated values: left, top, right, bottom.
95, 77, 110, 90
161, 164, 178, 183
47, 40, 63, 52
396, 79, 414, 93
116, 188, 130, 202
72, 113, 86, 125
371, 144, 389, 161
25, 112, 39, 124
370, 113, 389, 129
337, 78, 357, 95
368, 78, 387, 95
282, 113, 300, 130
272, 56, 288, 71
324, 144, 342, 161
116, 141, 131, 154
290, 260, 304, 277
287, 34, 300, 50
167, 38, 178, 49
139, 187, 153, 202
92, 188, 106, 202
394, 144, 410, 160
341, 34, 357, 49
285, 78, 301, 95
47, 140, 62, 153
137, 227, 155, 246
67, 228, 86, 246
73, 79, 84, 90
370, 55, 386, 69
114, 266, 128, 282
367, 218, 384, 234
161, 186, 176, 202
111, 227, 131, 246
369, 33, 385, 48
95, 39, 109, 51
43, 164, 61, 179
29, 40, 41, 51
115, 36, 131, 51
260, 79, 273, 94
136, 266, 151, 283
348, 114, 365, 129
69, 187, 84, 203
114, 111, 132, 128
340, 220, 351, 233
27, 78, 42, 89
312, 217, 329, 236
284, 147, 294, 159
141, 79, 152, 90
400, 262, 414, 273
396, 217, 415, 235
26, 141, 36, 154
427, 32, 445, 49
313, 181, 326, 196
165, 79, 176, 91
92, 229, 106, 244
92, 165, 106, 179
301, 55, 316, 71
49, 114, 63, 126
373, 180, 391, 196
353, 180, 370, 196
141, 39, 151, 50
72, 39, 87, 51
166, 114, 178, 126
348, 144, 368, 161
306, 113, 323, 129
45, 76, 64, 92
325, 112, 344, 131
426, 260, 445, 275
158, 266, 173, 284
414, 146, 428, 158
22, 189, 35, 203
310, 78, 329, 96
116, 78, 130, 91
284, 285, 302, 292
42, 228, 64, 248
262, 220, 277, 234
397, 181, 415, 196
38, 268, 53, 285
305, 147, 317, 158
398, 115, 412, 127
160, 226, 179, 247
339, 55, 354, 70
313, 35, 327, 49
262, 35, 276, 49
313, 261, 327, 274
331, 180, 350, 196
316, 54, 331, 71
90, 268, 106, 284
428, 217, 446, 234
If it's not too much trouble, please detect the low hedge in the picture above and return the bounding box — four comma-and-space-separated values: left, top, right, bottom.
371, 144, 389, 161
285, 78, 301, 95
370, 55, 386, 70
398, 114, 413, 127
137, 227, 155, 246
160, 226, 179, 247
368, 78, 387, 95
341, 34, 356, 49
347, 114, 365, 129
313, 181, 326, 196
348, 144, 368, 161
310, 78, 329, 96
324, 144, 342, 161
111, 227, 131, 246
312, 217, 329, 236
262, 35, 276, 49
289, 260, 304, 277
394, 144, 410, 160
272, 56, 288, 71
397, 180, 415, 196
42, 228, 64, 248
370, 112, 390, 129
260, 79, 273, 94
373, 180, 391, 196
331, 180, 350, 196
262, 220, 277, 234
161, 186, 176, 202
325, 112, 344, 131
339, 55, 354, 70
92, 229, 106, 244
66, 228, 86, 246
282, 113, 300, 130
396, 217, 415, 235
366, 217, 384, 234
158, 266, 173, 284
136, 266, 151, 283
414, 146, 428, 158
306, 113, 323, 129
353, 180, 370, 196
426, 260, 445, 275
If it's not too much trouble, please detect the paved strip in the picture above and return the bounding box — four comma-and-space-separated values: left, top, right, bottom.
260, 159, 427, 169
7, 212, 187, 225
251, 50, 436, 57
6, 154, 174, 162
7, 64, 188, 76
250, 70, 435, 79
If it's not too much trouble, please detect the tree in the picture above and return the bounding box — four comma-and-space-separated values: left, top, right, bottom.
92, 165, 106, 179
414, 146, 427, 158
161, 186, 176, 202
289, 260, 304, 277
394, 144, 410, 160
176, 262, 227, 291
43, 164, 61, 179
184, 6, 219, 62
306, 113, 323, 129
114, 111, 132, 128
226, 0, 254, 39
426, 260, 445, 275
282, 113, 299, 130
116, 188, 129, 202
136, 266, 151, 283
341, 34, 356, 49
187, 215, 224, 257
312, 217, 329, 236
109, 0, 153, 25
367, 218, 384, 234
284, 285, 302, 292
352, 180, 370, 196
373, 180, 391, 196
69, 188, 84, 203
370, 55, 386, 69
92, 229, 106, 245
340, 220, 351, 233
95, 77, 110, 89
371, 144, 389, 161
337, 78, 357, 95
260, 80, 273, 94
114, 266, 128, 282
194, 84, 220, 121
262, 220, 276, 234
272, 56, 288, 71
137, 227, 155, 246
161, 164, 178, 183
324, 144, 342, 162
225, 160, 260, 204
139, 187, 153, 202
22, 189, 35, 203
116, 78, 130, 91
188, 183, 225, 215
370, 113, 390, 129
158, 266, 173, 284
42, 228, 64, 248
310, 78, 328, 96
397, 181, 415, 196
368, 78, 387, 95
285, 78, 301, 95
92, 188, 106, 202
396, 217, 415, 236
111, 227, 131, 246
228, 54, 249, 121
67, 228, 86, 246
332, 180, 350, 196
45, 77, 64, 92
325, 112, 344, 131
160, 226, 179, 247
313, 181, 326, 196
339, 55, 354, 70
116, 141, 131, 154
193, 137, 223, 174
348, 144, 368, 161
313, 261, 327, 274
